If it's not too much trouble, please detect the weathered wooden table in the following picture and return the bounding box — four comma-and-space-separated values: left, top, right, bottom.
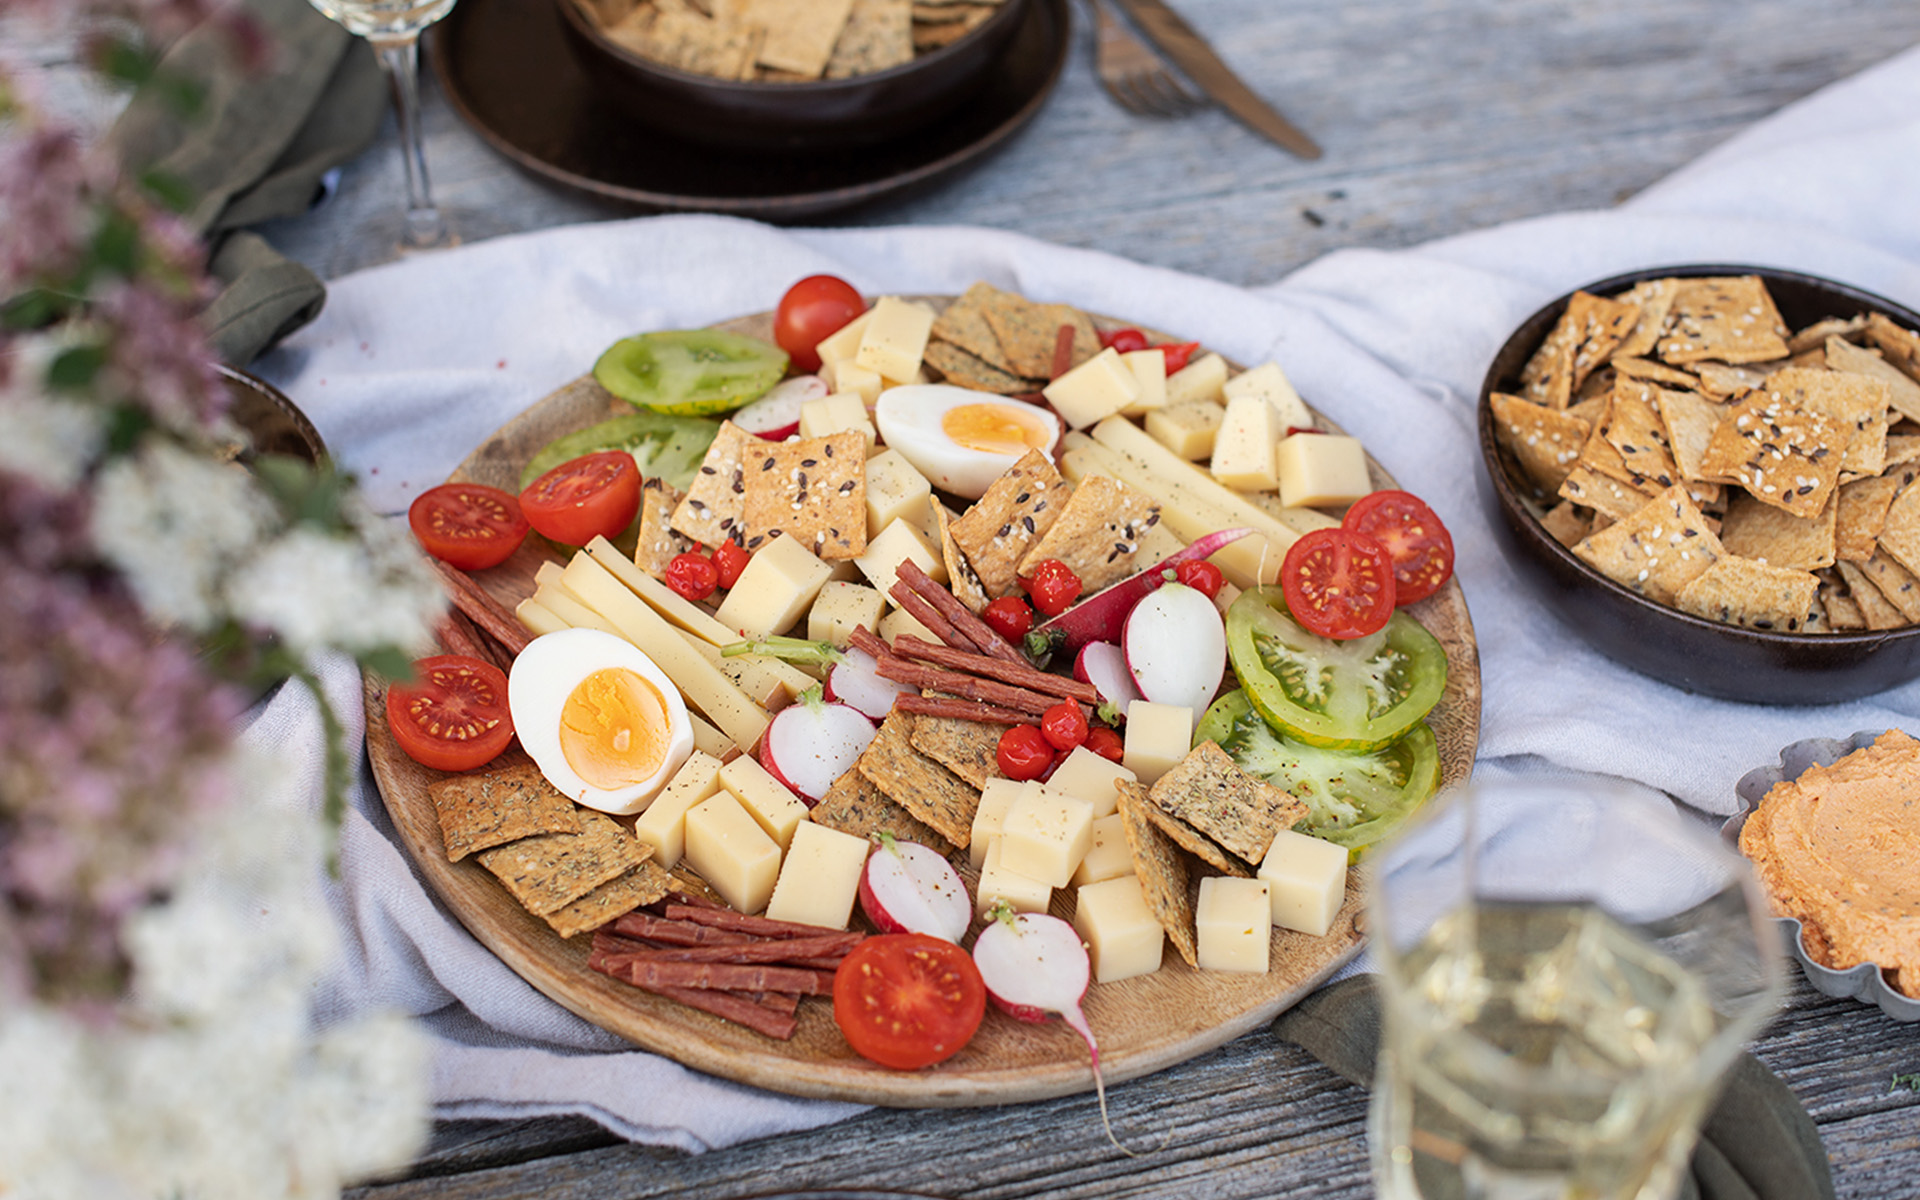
256, 0, 1920, 1195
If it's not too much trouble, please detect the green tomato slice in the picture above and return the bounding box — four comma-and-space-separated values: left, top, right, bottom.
1225, 585, 1446, 753
594, 330, 789, 417
519, 411, 720, 493
1195, 689, 1440, 856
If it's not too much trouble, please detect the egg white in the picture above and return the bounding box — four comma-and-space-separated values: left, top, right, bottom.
874, 384, 1062, 499
509, 627, 693, 815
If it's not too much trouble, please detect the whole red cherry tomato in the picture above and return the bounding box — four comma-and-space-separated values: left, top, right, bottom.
996, 724, 1054, 781
1175, 559, 1225, 599
1159, 341, 1202, 373
774, 275, 865, 374
1099, 328, 1149, 354
712, 539, 751, 590
1281, 527, 1397, 640
519, 450, 641, 547
1083, 726, 1124, 763
1024, 559, 1083, 617
1039, 701, 1089, 752
981, 595, 1034, 642
407, 482, 529, 570
1343, 489, 1456, 606
665, 551, 720, 601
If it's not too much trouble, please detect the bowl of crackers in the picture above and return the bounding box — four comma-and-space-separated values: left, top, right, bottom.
558, 0, 1031, 151
1478, 264, 1920, 703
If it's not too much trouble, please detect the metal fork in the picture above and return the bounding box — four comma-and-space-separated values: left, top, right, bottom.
1085, 0, 1206, 118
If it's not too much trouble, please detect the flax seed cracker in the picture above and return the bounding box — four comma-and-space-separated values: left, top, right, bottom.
1825, 336, 1920, 426
1115, 779, 1199, 967
1719, 490, 1836, 571
949, 449, 1069, 597
1673, 557, 1820, 633
1490, 391, 1590, 496
1558, 465, 1657, 523
430, 759, 583, 863
1764, 367, 1891, 480
476, 810, 650, 916
1657, 276, 1791, 365
1789, 315, 1869, 355
1539, 501, 1594, 549
672, 420, 751, 548
636, 476, 696, 571
1835, 471, 1913, 562
1604, 378, 1680, 490
856, 711, 979, 849
1696, 390, 1841, 519
1854, 550, 1920, 623
1610, 278, 1681, 360
1147, 741, 1306, 869
1875, 481, 1920, 581
1015, 473, 1161, 593
1865, 314, 1920, 383
1834, 560, 1908, 630
1611, 355, 1697, 388
1655, 386, 1725, 484
740, 430, 867, 558
981, 293, 1098, 380
1571, 484, 1723, 605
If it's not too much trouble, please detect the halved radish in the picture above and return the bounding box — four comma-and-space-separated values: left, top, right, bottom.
858, 838, 970, 943
825, 645, 914, 721
1029, 527, 1251, 655
733, 375, 827, 440
1073, 641, 1142, 713
1123, 581, 1226, 718
759, 693, 876, 803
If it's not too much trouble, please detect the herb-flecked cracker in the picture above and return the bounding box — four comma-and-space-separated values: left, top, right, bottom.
1015, 473, 1161, 593
1489, 391, 1590, 496
981, 293, 1098, 379
909, 706, 1006, 789
930, 282, 1019, 372
826, 0, 912, 78
1696, 390, 1841, 519
1571, 484, 1724, 605
1146, 741, 1306, 868
1115, 779, 1198, 968
855, 711, 979, 849
476, 810, 649, 916
635, 476, 696, 572
739, 430, 868, 558
812, 767, 956, 856
544, 858, 671, 938
430, 760, 584, 862
949, 449, 1069, 597
923, 339, 1032, 394
1672, 557, 1821, 633
672, 420, 751, 547
1657, 276, 1791, 365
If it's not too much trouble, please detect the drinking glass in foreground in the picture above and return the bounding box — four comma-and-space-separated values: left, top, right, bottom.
1367, 778, 1785, 1200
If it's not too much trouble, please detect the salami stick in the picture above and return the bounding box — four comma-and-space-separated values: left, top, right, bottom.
600, 934, 859, 965
874, 657, 1058, 716
892, 635, 1100, 706
425, 557, 531, 656
433, 612, 486, 660
753, 991, 803, 1017
893, 693, 1032, 726
895, 559, 1025, 664
663, 905, 853, 940
885, 579, 979, 653
602, 957, 834, 995
640, 980, 798, 1040
1050, 323, 1076, 381
610, 912, 757, 947
845, 625, 897, 665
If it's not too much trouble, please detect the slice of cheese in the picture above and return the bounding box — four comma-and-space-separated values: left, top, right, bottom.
854, 296, 935, 383
1223, 361, 1313, 431
1146, 400, 1225, 460
1042, 347, 1140, 429
687, 712, 733, 760
632, 750, 726, 867
1209, 393, 1280, 492
1044, 746, 1137, 819
1165, 352, 1229, 407
765, 820, 869, 930
807, 579, 886, 646
1119, 348, 1168, 416
1074, 874, 1164, 983
853, 517, 945, 603
1196, 876, 1272, 973
585, 536, 737, 645
1000, 785, 1095, 889
864, 448, 934, 536
712, 533, 833, 639
1258, 827, 1349, 937
813, 308, 874, 369
1276, 433, 1372, 508
718, 753, 810, 851
1069, 812, 1134, 887
683, 792, 783, 914
824, 358, 884, 406
1122, 700, 1194, 783
970, 778, 1032, 869
798, 391, 877, 449
514, 596, 568, 638
532, 582, 623, 637
975, 836, 1053, 916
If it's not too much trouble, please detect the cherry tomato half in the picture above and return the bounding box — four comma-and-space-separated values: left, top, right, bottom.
385, 654, 514, 773
518, 450, 642, 547
1024, 559, 1083, 617
665, 551, 720, 601
833, 934, 987, 1070
407, 483, 530, 571
774, 275, 865, 374
1083, 725, 1125, 763
997, 724, 1054, 781
1039, 701, 1089, 752
1343, 490, 1456, 606
712, 539, 751, 590
1280, 527, 1397, 641
1175, 559, 1225, 599
981, 595, 1034, 642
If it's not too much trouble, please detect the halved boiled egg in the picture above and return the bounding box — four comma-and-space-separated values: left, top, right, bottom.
509, 628, 693, 815
874, 384, 1063, 500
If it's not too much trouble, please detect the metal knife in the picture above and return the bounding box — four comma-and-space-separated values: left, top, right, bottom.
1109, 0, 1322, 160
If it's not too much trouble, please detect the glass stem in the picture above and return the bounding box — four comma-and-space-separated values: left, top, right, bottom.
372, 34, 447, 249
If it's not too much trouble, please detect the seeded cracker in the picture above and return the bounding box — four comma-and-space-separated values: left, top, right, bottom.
1571, 484, 1723, 605
743, 0, 854, 76
430, 759, 583, 862
1673, 557, 1820, 633
933, 500, 990, 614
827, 0, 912, 77
1489, 391, 1590, 496
812, 767, 955, 856
1539, 501, 1594, 548
1603, 378, 1680, 490
1654, 387, 1724, 482
1835, 472, 1912, 562
1719, 490, 1836, 571
635, 476, 695, 572
1558, 466, 1656, 523
672, 420, 751, 548
476, 810, 650, 916
1015, 473, 1161, 593
855, 711, 979, 849
1147, 742, 1306, 868
912, 5, 992, 49
1764, 368, 1892, 480
1696, 390, 1840, 519
931, 282, 1020, 374
1657, 276, 1790, 365
1114, 780, 1198, 968
1835, 560, 1909, 630
1865, 313, 1920, 381
545, 859, 672, 938
981, 293, 1099, 380
949, 449, 1069, 597
1610, 355, 1697, 388
1874, 482, 1920, 580
1825, 336, 1920, 426
909, 707, 1005, 789
1520, 332, 1576, 409
740, 431, 867, 558
923, 340, 1031, 394
1855, 551, 1920, 623
1823, 582, 1867, 630
1788, 315, 1868, 354
1610, 277, 1681, 360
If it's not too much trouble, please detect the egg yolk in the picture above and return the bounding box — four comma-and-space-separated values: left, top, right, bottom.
558, 667, 670, 790
940, 404, 1052, 456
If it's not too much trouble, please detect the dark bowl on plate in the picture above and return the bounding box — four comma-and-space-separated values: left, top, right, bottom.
556, 0, 1031, 152
219, 364, 326, 465
1477, 264, 1920, 704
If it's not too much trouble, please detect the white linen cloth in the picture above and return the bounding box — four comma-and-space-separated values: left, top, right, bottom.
253, 44, 1920, 1149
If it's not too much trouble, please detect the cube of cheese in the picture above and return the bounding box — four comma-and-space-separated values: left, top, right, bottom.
687, 712, 733, 761
863, 448, 933, 537
1146, 400, 1225, 461
765, 820, 870, 930
1122, 700, 1194, 783
1196, 876, 1272, 973
718, 753, 810, 851
1069, 812, 1134, 887
1119, 348, 1168, 416
1210, 393, 1280, 492
976, 837, 1053, 916
1276, 433, 1372, 508
798, 391, 877, 449
1223, 361, 1314, 432
854, 296, 935, 383
970, 778, 1033, 869
1045, 746, 1137, 819
1258, 828, 1349, 937
1074, 874, 1164, 983
684, 792, 783, 914
807, 579, 885, 645
853, 517, 945, 602
1000, 785, 1095, 888
824, 358, 884, 406
1042, 347, 1140, 429
1165, 352, 1229, 407
631, 750, 725, 867
713, 533, 833, 639
879, 603, 941, 648
812, 307, 873, 369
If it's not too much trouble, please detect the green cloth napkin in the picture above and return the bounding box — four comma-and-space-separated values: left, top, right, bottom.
110, 0, 387, 365
1273, 977, 1836, 1200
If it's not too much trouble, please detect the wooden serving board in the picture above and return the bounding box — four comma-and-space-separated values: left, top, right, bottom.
365, 302, 1481, 1107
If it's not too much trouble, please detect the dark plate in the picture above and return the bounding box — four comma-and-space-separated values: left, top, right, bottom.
1477, 264, 1920, 704
431, 0, 1068, 221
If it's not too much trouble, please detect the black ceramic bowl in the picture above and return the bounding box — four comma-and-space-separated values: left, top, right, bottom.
556, 0, 1031, 152
1478, 264, 1920, 704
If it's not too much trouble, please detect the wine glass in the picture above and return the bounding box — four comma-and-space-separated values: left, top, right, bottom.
308, 0, 460, 249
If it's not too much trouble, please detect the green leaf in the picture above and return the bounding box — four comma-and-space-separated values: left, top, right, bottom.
139, 169, 197, 215
154, 74, 206, 119
94, 36, 157, 87
360, 644, 416, 682
92, 211, 141, 277
2, 288, 62, 330
251, 455, 354, 528
104, 406, 153, 456
47, 344, 108, 391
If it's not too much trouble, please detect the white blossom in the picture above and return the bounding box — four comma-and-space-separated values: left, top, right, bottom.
224, 522, 439, 657
0, 372, 104, 491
